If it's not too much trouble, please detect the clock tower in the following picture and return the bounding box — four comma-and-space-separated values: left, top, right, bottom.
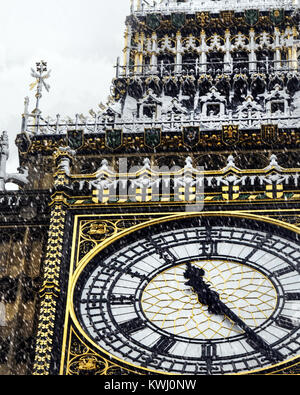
1, 0, 300, 376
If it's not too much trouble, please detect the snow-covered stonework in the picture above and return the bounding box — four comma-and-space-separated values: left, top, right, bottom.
20, 2, 300, 143
133, 0, 296, 14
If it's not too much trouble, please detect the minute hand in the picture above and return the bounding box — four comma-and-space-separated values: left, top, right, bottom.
209, 297, 284, 363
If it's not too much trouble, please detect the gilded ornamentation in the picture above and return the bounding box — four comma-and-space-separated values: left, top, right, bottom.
52, 146, 75, 188
244, 9, 259, 27
222, 125, 239, 146
67, 329, 142, 376
270, 215, 300, 228
269, 9, 285, 26
261, 124, 278, 145
23, 128, 300, 156
67, 130, 84, 151
77, 218, 151, 264
105, 129, 123, 150
196, 12, 211, 28
171, 13, 186, 30
220, 11, 235, 27
145, 14, 161, 31
144, 128, 161, 149
33, 203, 67, 375
182, 126, 200, 148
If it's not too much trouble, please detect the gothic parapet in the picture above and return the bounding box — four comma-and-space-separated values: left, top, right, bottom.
60, 154, 300, 206
17, 1, 300, 156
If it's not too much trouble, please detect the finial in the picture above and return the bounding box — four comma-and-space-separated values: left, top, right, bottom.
222, 155, 239, 172
269, 154, 279, 168
100, 159, 109, 171
30, 61, 51, 114
227, 155, 235, 168
143, 158, 151, 169
185, 156, 193, 169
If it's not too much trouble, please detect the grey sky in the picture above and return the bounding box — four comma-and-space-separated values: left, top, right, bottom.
0, 0, 130, 174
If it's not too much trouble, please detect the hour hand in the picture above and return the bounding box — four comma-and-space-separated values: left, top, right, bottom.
184, 262, 224, 315
218, 300, 285, 363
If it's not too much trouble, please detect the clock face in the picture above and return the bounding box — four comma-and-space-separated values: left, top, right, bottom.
73, 216, 300, 375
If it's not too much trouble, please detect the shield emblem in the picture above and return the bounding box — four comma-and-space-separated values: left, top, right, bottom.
146, 14, 161, 31
67, 129, 84, 150
266, 184, 284, 199
196, 12, 211, 28
261, 124, 278, 145
244, 9, 259, 26
171, 13, 186, 30
270, 9, 284, 26
183, 126, 200, 148
105, 129, 123, 150
220, 11, 234, 27
222, 185, 240, 201
88, 223, 107, 235
144, 128, 161, 149
222, 125, 239, 146
15, 132, 31, 154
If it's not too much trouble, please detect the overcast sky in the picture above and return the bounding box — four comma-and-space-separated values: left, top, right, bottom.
0, 0, 130, 175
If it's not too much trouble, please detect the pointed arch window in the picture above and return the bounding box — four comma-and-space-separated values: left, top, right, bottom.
270, 100, 285, 114
157, 53, 175, 74
207, 52, 225, 72
256, 49, 275, 71
182, 52, 199, 73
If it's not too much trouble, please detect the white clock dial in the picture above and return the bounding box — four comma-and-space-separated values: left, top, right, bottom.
142, 261, 277, 340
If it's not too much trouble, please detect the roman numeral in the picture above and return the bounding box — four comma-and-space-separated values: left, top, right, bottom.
108, 294, 136, 305
151, 336, 176, 354
273, 266, 295, 277
202, 344, 217, 375
109, 264, 147, 280
147, 237, 175, 264
202, 343, 217, 359
242, 247, 259, 263
119, 317, 146, 334
285, 293, 300, 301
88, 294, 100, 308
276, 315, 299, 331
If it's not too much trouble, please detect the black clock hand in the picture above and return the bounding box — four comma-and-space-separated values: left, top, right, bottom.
184, 263, 285, 363
211, 297, 284, 363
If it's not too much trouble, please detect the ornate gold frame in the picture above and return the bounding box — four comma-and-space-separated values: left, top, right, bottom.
58, 210, 300, 376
